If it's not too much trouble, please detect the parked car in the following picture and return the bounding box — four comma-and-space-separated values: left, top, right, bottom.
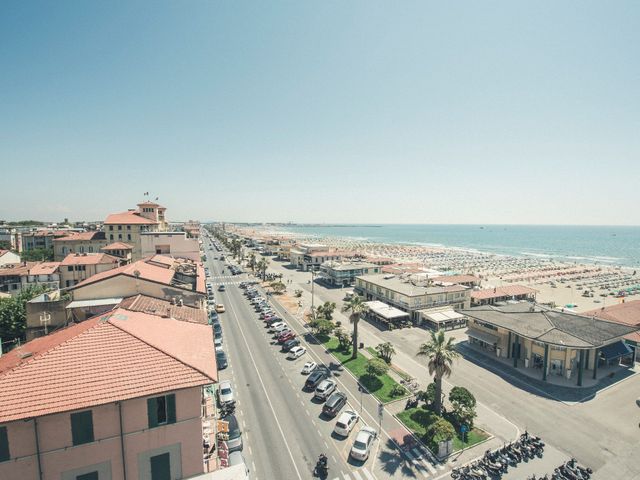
277, 331, 296, 344
218, 380, 234, 404
314, 379, 337, 401
228, 451, 250, 478
213, 323, 222, 335
209, 311, 219, 323
223, 414, 243, 452
282, 338, 301, 352
216, 350, 228, 370
214, 337, 223, 349
216, 304, 226, 313
287, 346, 306, 359
273, 323, 289, 335
350, 427, 377, 461
268, 321, 286, 332
301, 361, 317, 375
305, 369, 329, 390
322, 391, 347, 417
334, 410, 359, 437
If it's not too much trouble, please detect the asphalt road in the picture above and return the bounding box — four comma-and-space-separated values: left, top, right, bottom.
204, 241, 385, 480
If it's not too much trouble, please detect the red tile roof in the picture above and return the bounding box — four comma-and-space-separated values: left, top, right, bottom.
104, 210, 158, 225
583, 300, 640, 344
119, 295, 207, 324
61, 253, 120, 266
0, 263, 34, 277
54, 231, 106, 242
29, 262, 61, 276
0, 308, 216, 422
0, 249, 8, 257
471, 285, 538, 300
101, 242, 134, 250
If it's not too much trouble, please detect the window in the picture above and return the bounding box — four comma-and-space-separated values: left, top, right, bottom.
150, 452, 171, 480
109, 226, 113, 231
76, 472, 98, 480
127, 234, 131, 241
0, 426, 9, 462
118, 234, 122, 240
89, 247, 93, 253
80, 247, 84, 253
70, 410, 94, 446
68, 266, 73, 272
147, 394, 176, 428
127, 225, 131, 230
118, 225, 122, 230
110, 234, 114, 240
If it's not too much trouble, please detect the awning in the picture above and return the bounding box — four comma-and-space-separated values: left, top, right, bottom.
599, 341, 633, 361
424, 310, 464, 323
466, 328, 499, 345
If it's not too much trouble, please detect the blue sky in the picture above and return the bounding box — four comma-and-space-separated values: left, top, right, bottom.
1, 1, 638, 224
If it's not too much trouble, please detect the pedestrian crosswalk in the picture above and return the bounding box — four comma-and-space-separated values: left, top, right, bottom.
330, 467, 376, 480
403, 445, 444, 477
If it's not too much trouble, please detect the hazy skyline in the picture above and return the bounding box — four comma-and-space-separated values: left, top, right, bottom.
1, 1, 639, 225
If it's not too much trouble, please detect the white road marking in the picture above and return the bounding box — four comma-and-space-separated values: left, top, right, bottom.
361, 468, 376, 480
351, 470, 364, 480
226, 299, 304, 480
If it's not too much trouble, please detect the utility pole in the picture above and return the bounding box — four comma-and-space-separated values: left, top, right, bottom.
311, 269, 316, 311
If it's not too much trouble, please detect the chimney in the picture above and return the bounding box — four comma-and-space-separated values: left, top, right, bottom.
178, 298, 183, 307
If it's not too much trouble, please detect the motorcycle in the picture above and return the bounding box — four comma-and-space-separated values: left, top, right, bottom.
314, 454, 328, 478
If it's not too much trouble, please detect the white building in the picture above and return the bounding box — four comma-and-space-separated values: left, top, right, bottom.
0, 249, 20, 267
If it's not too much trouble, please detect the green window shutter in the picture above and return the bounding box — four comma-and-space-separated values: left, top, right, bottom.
167, 394, 176, 424
70, 411, 94, 446
147, 397, 158, 428
0, 426, 10, 462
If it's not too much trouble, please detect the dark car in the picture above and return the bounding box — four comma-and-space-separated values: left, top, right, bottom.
213, 323, 222, 335
218, 285, 226, 292
209, 312, 219, 324
281, 338, 301, 352
277, 331, 296, 344
265, 316, 282, 326
322, 391, 347, 417
305, 369, 329, 390
222, 414, 243, 452
216, 351, 228, 370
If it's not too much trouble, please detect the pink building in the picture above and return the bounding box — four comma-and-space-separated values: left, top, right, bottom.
0, 308, 217, 480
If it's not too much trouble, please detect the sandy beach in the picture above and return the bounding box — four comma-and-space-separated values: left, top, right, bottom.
234, 226, 640, 313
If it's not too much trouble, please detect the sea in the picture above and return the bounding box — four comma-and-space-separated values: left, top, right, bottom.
270, 224, 640, 268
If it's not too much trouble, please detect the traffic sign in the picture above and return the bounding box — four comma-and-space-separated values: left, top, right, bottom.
460, 424, 469, 433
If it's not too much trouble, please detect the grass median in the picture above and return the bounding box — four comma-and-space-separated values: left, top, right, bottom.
321, 336, 409, 404
397, 406, 489, 453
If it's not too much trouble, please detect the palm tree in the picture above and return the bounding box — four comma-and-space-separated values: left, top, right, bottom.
248, 253, 257, 273
256, 257, 270, 281
341, 295, 368, 360
416, 330, 459, 416
375, 342, 396, 364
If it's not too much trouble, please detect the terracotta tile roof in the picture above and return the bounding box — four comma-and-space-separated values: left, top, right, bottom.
101, 242, 133, 250
583, 300, 640, 344
0, 250, 8, 257
104, 210, 158, 225
69, 259, 174, 289
61, 253, 120, 266
54, 231, 106, 242
471, 285, 538, 300
0, 308, 216, 423
119, 295, 207, 324
0, 263, 34, 277
29, 262, 61, 276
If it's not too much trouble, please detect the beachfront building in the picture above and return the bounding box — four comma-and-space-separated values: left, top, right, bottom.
583, 300, 640, 364
103, 202, 168, 261
140, 231, 200, 261
0, 249, 20, 266
60, 253, 120, 288
471, 285, 537, 306
290, 243, 333, 271
0, 308, 217, 480
319, 260, 381, 287
53, 231, 109, 261
354, 273, 471, 323
462, 303, 639, 386
417, 306, 467, 331
363, 300, 411, 328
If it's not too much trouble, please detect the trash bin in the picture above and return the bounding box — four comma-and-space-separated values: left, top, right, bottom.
359, 342, 364, 349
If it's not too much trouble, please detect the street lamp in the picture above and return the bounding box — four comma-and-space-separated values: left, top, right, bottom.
310, 269, 316, 311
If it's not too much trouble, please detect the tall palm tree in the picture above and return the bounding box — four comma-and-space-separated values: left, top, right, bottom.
248, 253, 257, 273
341, 295, 368, 359
416, 330, 459, 416
256, 257, 270, 281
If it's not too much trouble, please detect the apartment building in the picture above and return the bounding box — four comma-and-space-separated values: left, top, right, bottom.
0, 249, 20, 267
0, 308, 217, 480
0, 262, 61, 296
53, 232, 109, 261
60, 253, 120, 289
103, 202, 167, 261
355, 273, 471, 322
140, 231, 200, 261
319, 260, 381, 287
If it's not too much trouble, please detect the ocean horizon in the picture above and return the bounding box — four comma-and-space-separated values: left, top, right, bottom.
263, 223, 640, 268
